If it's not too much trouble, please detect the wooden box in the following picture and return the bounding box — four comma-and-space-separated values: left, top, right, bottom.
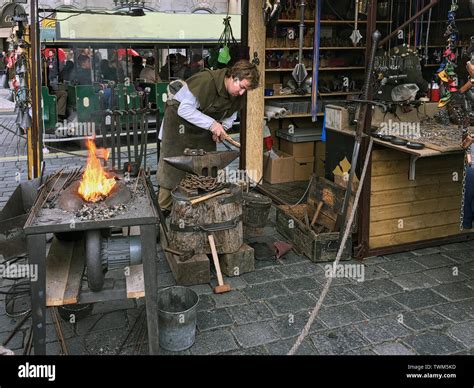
276, 204, 352, 262
325, 105, 351, 131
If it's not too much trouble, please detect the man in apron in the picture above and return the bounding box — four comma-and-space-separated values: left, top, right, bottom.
157, 60, 260, 212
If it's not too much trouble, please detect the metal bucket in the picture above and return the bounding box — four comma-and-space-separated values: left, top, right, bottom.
243, 192, 272, 228
157, 286, 199, 352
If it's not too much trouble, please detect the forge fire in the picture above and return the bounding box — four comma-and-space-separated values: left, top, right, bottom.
78, 139, 116, 202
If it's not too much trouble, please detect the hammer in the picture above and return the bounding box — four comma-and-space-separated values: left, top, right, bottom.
190, 189, 230, 206
208, 235, 231, 294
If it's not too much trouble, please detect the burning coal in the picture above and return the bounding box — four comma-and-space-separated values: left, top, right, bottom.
78, 139, 116, 202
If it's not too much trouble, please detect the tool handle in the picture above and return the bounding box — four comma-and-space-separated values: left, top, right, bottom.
190, 189, 227, 205
310, 201, 324, 227
208, 235, 224, 286
223, 133, 241, 148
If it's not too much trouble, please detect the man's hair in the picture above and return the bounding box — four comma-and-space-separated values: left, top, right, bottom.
146, 57, 155, 67
226, 60, 260, 90
77, 54, 90, 65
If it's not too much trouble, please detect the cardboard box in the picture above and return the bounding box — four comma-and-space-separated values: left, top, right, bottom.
263, 151, 294, 184
280, 139, 314, 157
325, 105, 350, 131
315, 142, 326, 178
294, 157, 315, 181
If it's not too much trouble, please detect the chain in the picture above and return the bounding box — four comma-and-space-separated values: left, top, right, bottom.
179, 174, 221, 192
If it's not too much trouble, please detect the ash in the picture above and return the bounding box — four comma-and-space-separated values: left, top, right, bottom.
75, 203, 128, 221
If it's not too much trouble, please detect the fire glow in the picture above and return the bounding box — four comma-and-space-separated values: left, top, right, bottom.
78, 139, 116, 202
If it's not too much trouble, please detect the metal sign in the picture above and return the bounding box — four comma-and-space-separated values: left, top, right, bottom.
0, 3, 25, 28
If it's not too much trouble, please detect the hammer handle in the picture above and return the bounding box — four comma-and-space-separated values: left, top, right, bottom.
190, 189, 227, 205
224, 134, 241, 148
311, 202, 324, 227
208, 235, 224, 286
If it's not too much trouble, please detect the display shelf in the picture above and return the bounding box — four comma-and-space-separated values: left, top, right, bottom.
265, 47, 366, 50
265, 66, 365, 72
265, 91, 360, 99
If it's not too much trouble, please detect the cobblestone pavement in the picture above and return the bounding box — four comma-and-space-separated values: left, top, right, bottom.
0, 103, 473, 356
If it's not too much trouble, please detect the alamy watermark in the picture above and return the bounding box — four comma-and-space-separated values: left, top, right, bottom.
379, 119, 421, 138
0, 262, 38, 282
217, 167, 257, 185
55, 120, 95, 138
324, 263, 365, 283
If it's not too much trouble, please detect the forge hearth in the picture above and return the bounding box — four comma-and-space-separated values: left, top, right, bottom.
58, 180, 132, 212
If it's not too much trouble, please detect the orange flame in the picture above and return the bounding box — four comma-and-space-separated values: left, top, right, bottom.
78, 139, 116, 202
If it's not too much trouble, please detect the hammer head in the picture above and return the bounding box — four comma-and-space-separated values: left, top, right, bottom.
213, 284, 231, 294
164, 150, 239, 176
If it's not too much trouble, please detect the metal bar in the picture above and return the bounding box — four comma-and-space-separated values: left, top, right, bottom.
116, 113, 122, 170
379, 0, 440, 47
337, 30, 381, 244
140, 224, 159, 355
133, 110, 138, 163
110, 112, 116, 170
356, 0, 378, 261
29, 0, 43, 178
28, 234, 46, 355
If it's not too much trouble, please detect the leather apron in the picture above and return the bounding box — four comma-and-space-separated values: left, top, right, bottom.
156, 100, 216, 190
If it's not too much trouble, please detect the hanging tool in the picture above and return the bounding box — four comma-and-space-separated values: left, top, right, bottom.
292, 0, 308, 93
311, 0, 322, 121
208, 234, 231, 294
350, 0, 363, 47
336, 30, 382, 242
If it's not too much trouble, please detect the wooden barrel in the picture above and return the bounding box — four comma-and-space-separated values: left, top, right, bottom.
169, 184, 243, 254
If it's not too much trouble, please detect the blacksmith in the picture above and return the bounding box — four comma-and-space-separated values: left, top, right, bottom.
157, 59, 260, 212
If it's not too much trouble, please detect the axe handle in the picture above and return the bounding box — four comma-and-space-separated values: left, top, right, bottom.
208, 235, 225, 287
224, 134, 241, 148
190, 189, 228, 205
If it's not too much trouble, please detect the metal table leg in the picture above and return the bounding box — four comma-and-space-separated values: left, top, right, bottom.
140, 224, 159, 354
27, 234, 46, 355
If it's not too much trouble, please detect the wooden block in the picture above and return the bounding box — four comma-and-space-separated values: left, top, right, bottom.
219, 244, 255, 277
46, 238, 74, 307
165, 251, 210, 286
371, 184, 461, 207
126, 264, 145, 299
62, 241, 85, 305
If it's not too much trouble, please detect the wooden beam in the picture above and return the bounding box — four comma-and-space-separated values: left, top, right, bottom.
244, 0, 265, 183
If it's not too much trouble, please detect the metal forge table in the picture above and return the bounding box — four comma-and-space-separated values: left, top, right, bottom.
23, 173, 160, 355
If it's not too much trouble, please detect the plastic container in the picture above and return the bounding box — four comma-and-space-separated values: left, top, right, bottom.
157, 286, 199, 352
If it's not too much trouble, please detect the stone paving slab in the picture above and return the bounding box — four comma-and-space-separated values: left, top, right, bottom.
391, 272, 440, 291
424, 266, 468, 284
242, 281, 289, 301
377, 260, 427, 276
354, 297, 408, 319
432, 282, 474, 302
411, 253, 457, 268
392, 289, 449, 310
400, 309, 451, 331
402, 331, 466, 355
447, 321, 474, 348
355, 316, 413, 344
226, 302, 273, 325
231, 321, 280, 348
310, 326, 370, 355
269, 311, 326, 339
190, 328, 239, 355
318, 304, 368, 329
197, 308, 234, 331
265, 292, 316, 316
373, 342, 416, 355
265, 337, 317, 355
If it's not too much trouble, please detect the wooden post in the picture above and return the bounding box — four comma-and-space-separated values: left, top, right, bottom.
243, 0, 265, 183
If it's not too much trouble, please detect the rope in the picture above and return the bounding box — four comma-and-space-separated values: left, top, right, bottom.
288, 137, 373, 355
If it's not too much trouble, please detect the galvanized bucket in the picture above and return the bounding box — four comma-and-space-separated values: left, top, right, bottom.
157, 286, 199, 352
243, 192, 272, 228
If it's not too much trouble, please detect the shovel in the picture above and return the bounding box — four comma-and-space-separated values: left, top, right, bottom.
292, 0, 308, 94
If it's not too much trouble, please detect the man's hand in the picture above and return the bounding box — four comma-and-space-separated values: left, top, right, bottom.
210, 121, 226, 142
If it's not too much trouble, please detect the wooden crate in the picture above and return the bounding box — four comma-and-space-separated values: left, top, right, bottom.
276, 204, 352, 262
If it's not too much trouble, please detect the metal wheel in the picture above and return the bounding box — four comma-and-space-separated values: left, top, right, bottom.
85, 230, 104, 292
